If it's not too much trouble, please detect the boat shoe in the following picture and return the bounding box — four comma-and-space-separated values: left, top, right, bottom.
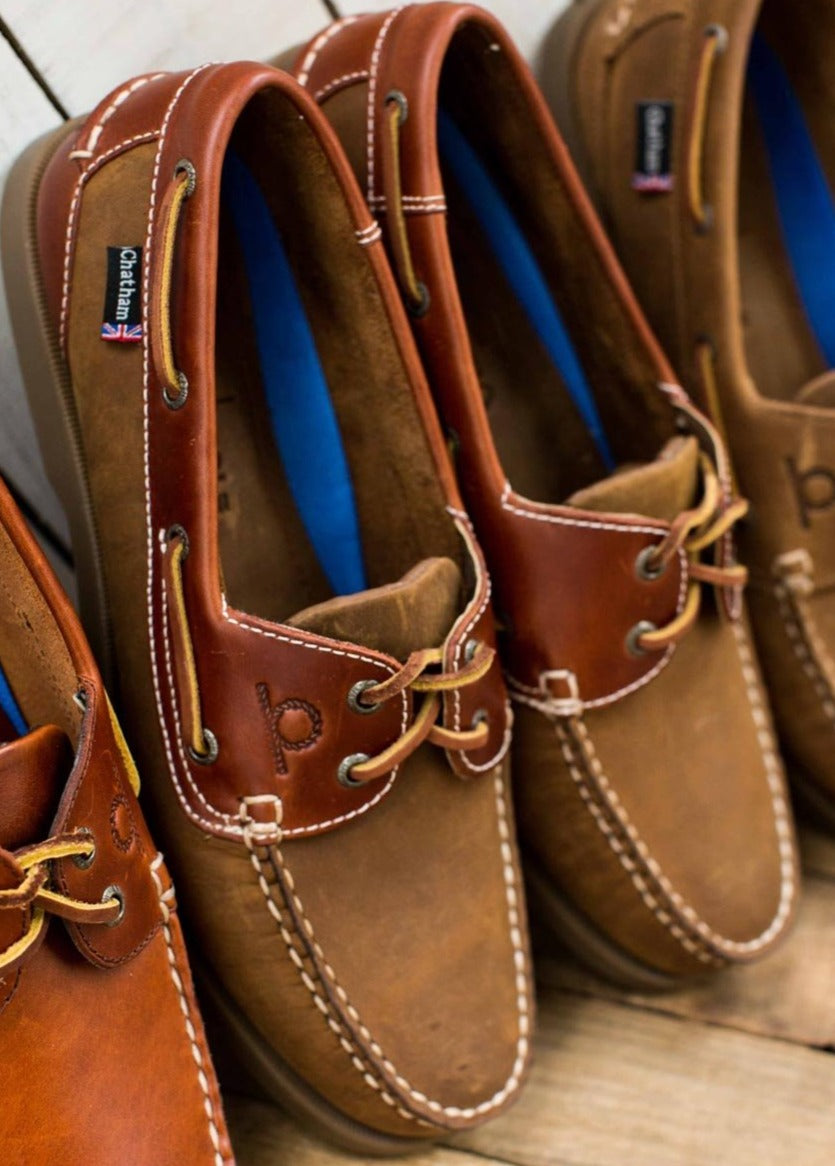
282, 2, 799, 986
1, 62, 531, 1152
0, 474, 232, 1163
547, 0, 835, 829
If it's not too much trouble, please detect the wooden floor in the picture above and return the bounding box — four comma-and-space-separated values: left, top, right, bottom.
2, 2, 835, 1163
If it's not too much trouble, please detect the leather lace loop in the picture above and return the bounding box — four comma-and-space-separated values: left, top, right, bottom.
381, 91, 429, 315
688, 24, 728, 230
154, 161, 196, 408
634, 453, 748, 654
344, 640, 496, 785
0, 833, 122, 976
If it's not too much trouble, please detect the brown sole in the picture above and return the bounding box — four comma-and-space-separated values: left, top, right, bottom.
2, 122, 439, 1160
1, 121, 115, 684
196, 959, 433, 1159
538, 0, 608, 202
524, 859, 688, 992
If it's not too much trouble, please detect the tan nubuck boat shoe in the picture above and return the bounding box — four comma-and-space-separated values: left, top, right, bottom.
547, 0, 835, 829
2, 62, 532, 1153
281, 2, 799, 987
0, 474, 232, 1163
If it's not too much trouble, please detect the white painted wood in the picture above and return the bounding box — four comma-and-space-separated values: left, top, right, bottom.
1, 0, 336, 114
0, 36, 69, 562
332, 0, 572, 64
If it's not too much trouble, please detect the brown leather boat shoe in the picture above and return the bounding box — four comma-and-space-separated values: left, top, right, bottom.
2, 61, 531, 1152
283, 2, 799, 987
0, 475, 232, 1163
547, 0, 835, 829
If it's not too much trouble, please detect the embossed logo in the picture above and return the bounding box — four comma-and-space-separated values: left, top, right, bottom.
256, 684, 322, 775
110, 792, 138, 852
786, 457, 835, 528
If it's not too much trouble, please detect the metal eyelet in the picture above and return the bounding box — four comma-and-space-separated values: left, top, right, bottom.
704, 22, 729, 53
385, 89, 409, 124
174, 157, 197, 198
626, 620, 658, 658
347, 680, 380, 715
188, 728, 219, 766
464, 638, 481, 662
166, 523, 189, 557
471, 708, 489, 729
71, 832, 96, 870
73, 688, 88, 714
337, 753, 370, 789
635, 546, 666, 582
407, 281, 430, 318
102, 884, 126, 926
163, 370, 189, 410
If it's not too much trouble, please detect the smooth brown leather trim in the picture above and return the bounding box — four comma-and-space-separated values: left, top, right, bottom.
39, 63, 511, 840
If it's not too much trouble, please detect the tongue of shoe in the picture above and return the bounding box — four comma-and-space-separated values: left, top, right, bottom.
568, 435, 700, 524
0, 725, 74, 851
795, 370, 835, 407
289, 557, 464, 662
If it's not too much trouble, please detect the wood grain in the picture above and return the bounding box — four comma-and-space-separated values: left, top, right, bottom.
1, 0, 335, 114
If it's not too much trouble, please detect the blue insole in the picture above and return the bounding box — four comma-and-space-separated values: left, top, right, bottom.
747, 32, 835, 367
221, 152, 367, 597
0, 665, 26, 737
438, 110, 615, 471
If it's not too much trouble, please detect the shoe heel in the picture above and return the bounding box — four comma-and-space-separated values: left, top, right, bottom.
1, 122, 114, 681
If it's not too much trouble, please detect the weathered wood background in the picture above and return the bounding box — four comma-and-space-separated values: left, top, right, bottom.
2, 2, 835, 1164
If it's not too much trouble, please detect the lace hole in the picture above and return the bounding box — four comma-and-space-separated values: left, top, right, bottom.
163, 370, 189, 410
347, 680, 380, 715
174, 157, 197, 197
626, 621, 658, 658
635, 546, 666, 582
407, 281, 430, 318
71, 832, 96, 870
704, 22, 729, 52
384, 89, 409, 124
337, 753, 370, 789
102, 885, 126, 927
166, 523, 189, 557
188, 728, 219, 766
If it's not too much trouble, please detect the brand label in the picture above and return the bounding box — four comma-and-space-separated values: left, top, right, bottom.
786, 457, 835, 528
633, 102, 674, 193
101, 246, 143, 342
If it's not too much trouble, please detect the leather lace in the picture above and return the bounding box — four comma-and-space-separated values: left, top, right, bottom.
154, 161, 196, 409
344, 639, 495, 785
0, 833, 121, 975
634, 453, 748, 654
688, 24, 728, 230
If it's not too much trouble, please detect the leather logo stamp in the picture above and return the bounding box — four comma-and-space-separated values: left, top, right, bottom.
786, 457, 835, 528
256, 684, 322, 775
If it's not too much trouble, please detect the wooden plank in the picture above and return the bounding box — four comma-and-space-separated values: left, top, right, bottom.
1, 0, 337, 115
332, 0, 571, 64
225, 1096, 512, 1166
535, 874, 835, 1049
0, 35, 71, 578
459, 990, 835, 1166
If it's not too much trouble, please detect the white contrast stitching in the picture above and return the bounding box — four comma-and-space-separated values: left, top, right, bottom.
355, 222, 382, 246
314, 69, 370, 103
296, 16, 361, 88
59, 130, 160, 351
242, 764, 529, 1122
150, 855, 228, 1166
556, 669, 794, 960
366, 7, 405, 203
76, 74, 167, 157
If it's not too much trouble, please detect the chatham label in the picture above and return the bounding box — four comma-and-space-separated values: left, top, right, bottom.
101, 245, 143, 342
633, 101, 674, 193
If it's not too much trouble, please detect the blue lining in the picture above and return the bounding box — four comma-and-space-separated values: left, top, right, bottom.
437, 110, 615, 470
0, 665, 26, 737
221, 152, 367, 596
747, 32, 835, 366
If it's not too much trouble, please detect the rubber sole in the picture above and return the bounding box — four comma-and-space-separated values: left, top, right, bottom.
1, 121, 441, 1158
1, 122, 115, 684
524, 859, 687, 992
